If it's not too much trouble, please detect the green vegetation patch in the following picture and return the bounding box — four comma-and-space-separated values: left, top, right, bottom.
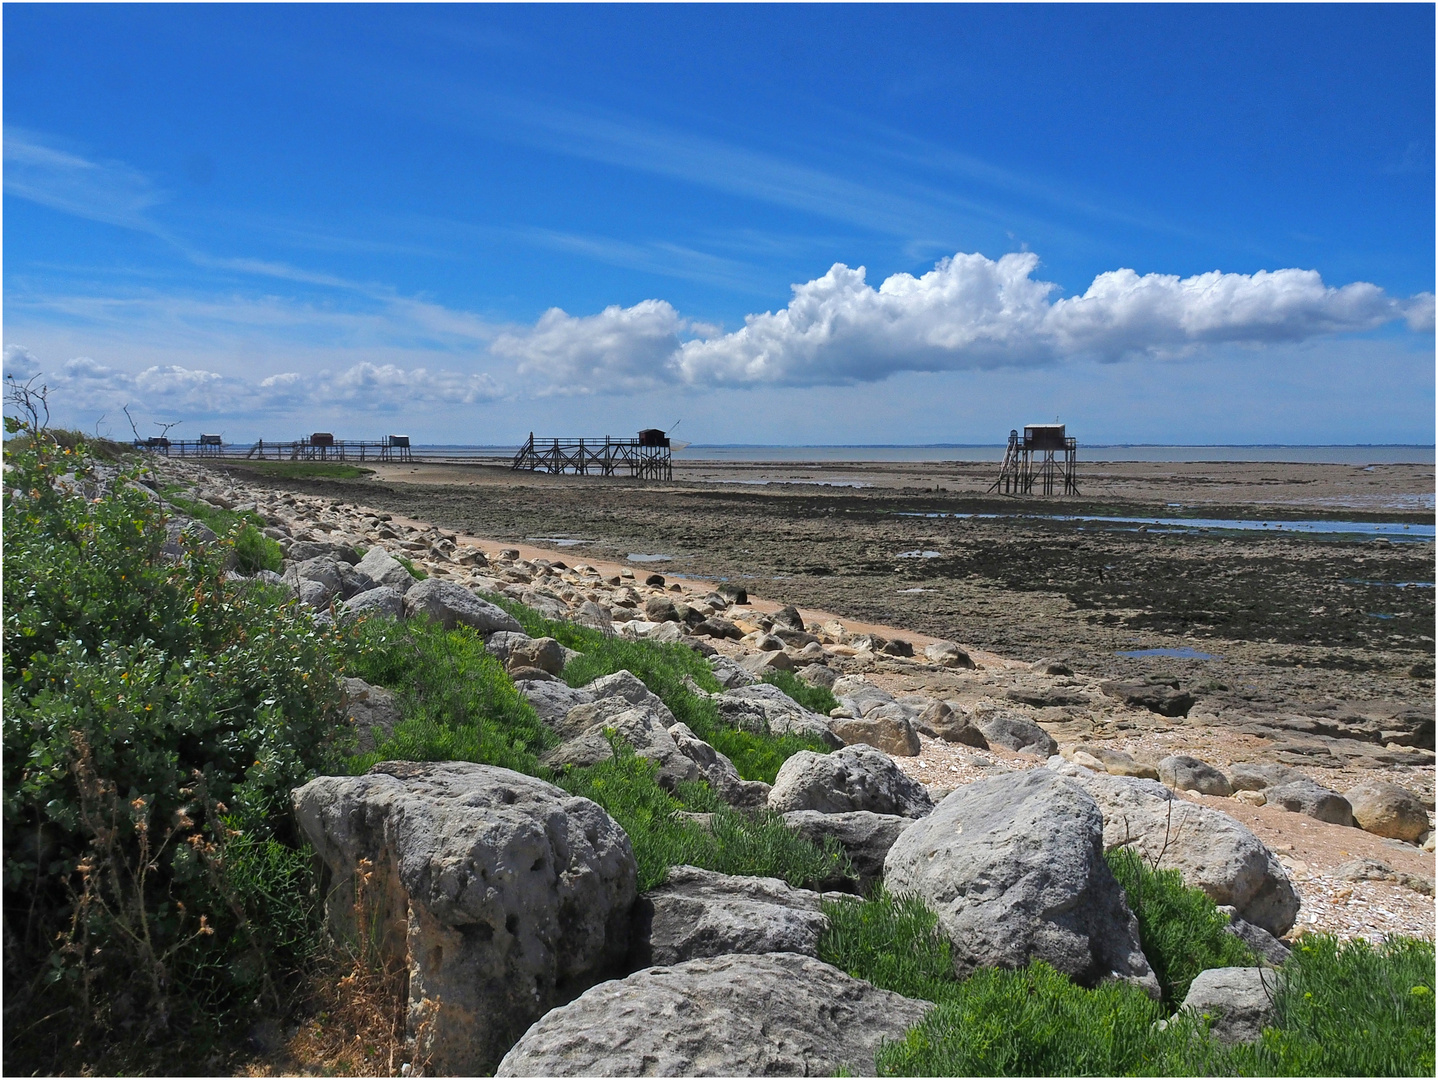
237, 461, 374, 480
762, 667, 839, 716
341, 616, 556, 775
1107, 845, 1257, 1004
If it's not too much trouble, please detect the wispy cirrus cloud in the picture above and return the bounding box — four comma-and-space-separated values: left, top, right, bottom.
4, 128, 166, 230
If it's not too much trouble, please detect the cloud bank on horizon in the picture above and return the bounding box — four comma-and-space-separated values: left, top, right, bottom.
495, 250, 1433, 394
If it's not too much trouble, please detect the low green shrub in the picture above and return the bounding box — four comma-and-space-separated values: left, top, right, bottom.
237, 461, 372, 479
233, 522, 284, 574
762, 668, 839, 716
394, 553, 427, 580
1106, 845, 1256, 1005
819, 887, 959, 1003
341, 616, 556, 775
1228, 933, 1435, 1077
875, 960, 1225, 1077
555, 740, 849, 892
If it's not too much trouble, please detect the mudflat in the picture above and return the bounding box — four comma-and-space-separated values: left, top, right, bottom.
224, 456, 1435, 725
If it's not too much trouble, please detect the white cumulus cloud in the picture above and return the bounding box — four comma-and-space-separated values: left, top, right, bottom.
490, 299, 690, 394
493, 250, 1427, 392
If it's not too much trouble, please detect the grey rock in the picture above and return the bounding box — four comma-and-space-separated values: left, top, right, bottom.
495, 952, 933, 1078
1031, 657, 1074, 676
544, 708, 701, 790
831, 713, 922, 756
1216, 906, 1292, 966
1344, 781, 1430, 841
632, 866, 829, 966
509, 636, 566, 676
737, 649, 795, 674
354, 545, 417, 593
772, 605, 805, 631
781, 810, 913, 888
976, 712, 1059, 758
1046, 761, 1299, 937
292, 761, 636, 1075
1159, 755, 1234, 797
1180, 967, 1280, 1044
645, 596, 680, 622
341, 677, 400, 754
484, 630, 536, 664
715, 683, 841, 747
296, 578, 332, 609
1264, 779, 1353, 825
916, 701, 989, 748
708, 654, 758, 689
668, 723, 771, 808
692, 617, 742, 640
834, 680, 896, 717
574, 601, 615, 635
924, 640, 976, 668
335, 560, 376, 599
521, 588, 571, 621
795, 663, 838, 690
768, 745, 934, 819
337, 585, 405, 620
520, 679, 595, 729
289, 539, 360, 564
291, 556, 344, 603
1228, 762, 1304, 791
1101, 678, 1195, 717
403, 579, 524, 635
884, 770, 1158, 996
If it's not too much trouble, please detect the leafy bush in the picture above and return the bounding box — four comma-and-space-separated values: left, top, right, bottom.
340, 616, 556, 775
1106, 845, 1256, 1004
3, 424, 345, 1066
1228, 934, 1435, 1077
763, 667, 839, 716
875, 960, 1225, 1077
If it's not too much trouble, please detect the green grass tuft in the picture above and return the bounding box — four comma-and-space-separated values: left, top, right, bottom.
236, 461, 373, 479
1228, 933, 1435, 1077
341, 616, 556, 775
1106, 845, 1257, 1005
820, 887, 959, 1003
762, 667, 839, 715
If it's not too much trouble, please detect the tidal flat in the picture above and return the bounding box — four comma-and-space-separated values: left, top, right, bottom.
224, 456, 1436, 734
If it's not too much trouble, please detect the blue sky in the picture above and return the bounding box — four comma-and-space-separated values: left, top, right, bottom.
4, 3, 1433, 445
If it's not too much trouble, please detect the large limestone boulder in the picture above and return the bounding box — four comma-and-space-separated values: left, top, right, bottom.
292, 762, 636, 1075
1344, 781, 1430, 841
1179, 967, 1280, 1044
495, 952, 933, 1077
631, 866, 829, 966
1047, 761, 1299, 937
544, 708, 700, 790
714, 683, 841, 747
403, 579, 524, 635
924, 640, 975, 668
768, 745, 934, 819
884, 770, 1158, 996
668, 723, 771, 808
1228, 762, 1303, 791
781, 810, 913, 888
975, 711, 1059, 758
290, 555, 345, 605
355, 545, 418, 594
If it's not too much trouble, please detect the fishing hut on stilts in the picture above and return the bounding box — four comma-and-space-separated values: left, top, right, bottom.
989, 423, 1080, 495
512, 429, 673, 481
